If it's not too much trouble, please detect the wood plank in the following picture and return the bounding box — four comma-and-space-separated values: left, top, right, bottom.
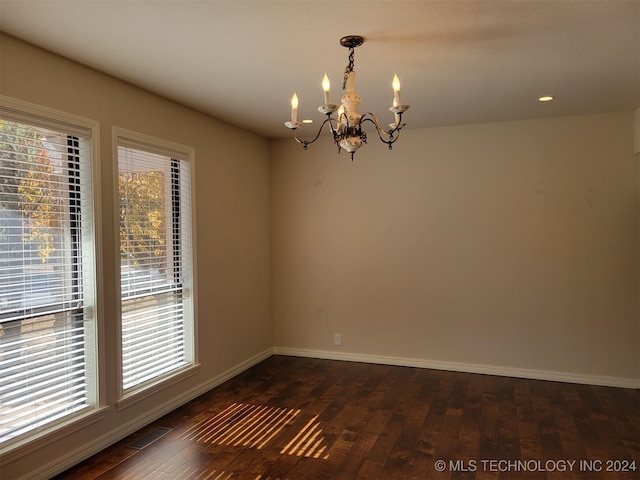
53, 356, 639, 480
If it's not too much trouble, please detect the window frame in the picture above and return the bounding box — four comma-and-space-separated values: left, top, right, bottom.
112, 127, 199, 410
0, 95, 106, 462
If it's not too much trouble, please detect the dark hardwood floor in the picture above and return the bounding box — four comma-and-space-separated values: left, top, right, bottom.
54, 356, 639, 479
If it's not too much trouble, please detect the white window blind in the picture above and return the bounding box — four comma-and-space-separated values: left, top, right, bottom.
0, 118, 96, 443
118, 144, 193, 394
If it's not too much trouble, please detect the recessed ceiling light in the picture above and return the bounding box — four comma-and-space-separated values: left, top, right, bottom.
538, 95, 555, 102
302, 119, 314, 124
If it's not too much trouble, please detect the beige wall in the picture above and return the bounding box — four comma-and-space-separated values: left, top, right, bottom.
0, 34, 272, 478
271, 112, 639, 385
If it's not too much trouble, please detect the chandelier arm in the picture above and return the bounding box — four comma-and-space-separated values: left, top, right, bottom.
291, 116, 338, 150
359, 113, 404, 147
328, 114, 341, 136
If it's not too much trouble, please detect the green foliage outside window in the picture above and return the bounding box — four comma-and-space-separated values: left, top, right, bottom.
0, 119, 60, 262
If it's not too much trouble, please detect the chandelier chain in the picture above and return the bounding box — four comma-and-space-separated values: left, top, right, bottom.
342, 47, 356, 90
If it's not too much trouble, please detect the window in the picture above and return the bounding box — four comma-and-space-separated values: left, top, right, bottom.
115, 130, 196, 402
0, 99, 99, 446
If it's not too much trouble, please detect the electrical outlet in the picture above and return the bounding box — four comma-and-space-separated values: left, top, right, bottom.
334, 333, 342, 346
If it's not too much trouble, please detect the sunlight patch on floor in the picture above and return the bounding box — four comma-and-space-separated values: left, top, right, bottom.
181, 403, 300, 449
280, 415, 329, 460
179, 402, 330, 460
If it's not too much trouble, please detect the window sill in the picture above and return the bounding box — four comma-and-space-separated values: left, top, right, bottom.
116, 363, 201, 412
0, 406, 109, 466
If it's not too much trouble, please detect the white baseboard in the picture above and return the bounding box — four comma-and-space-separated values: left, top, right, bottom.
273, 347, 640, 389
30, 348, 274, 480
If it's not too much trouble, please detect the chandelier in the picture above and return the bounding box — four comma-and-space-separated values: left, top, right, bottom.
284, 35, 409, 160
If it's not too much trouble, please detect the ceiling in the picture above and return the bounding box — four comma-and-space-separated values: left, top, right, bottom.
1, 1, 638, 140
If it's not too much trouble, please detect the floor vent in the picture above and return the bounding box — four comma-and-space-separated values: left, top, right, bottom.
128, 427, 173, 450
